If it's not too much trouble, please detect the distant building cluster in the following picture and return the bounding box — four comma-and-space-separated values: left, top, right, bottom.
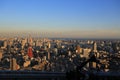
0, 37, 120, 72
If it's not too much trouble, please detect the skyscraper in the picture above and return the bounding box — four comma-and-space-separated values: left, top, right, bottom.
10, 58, 17, 70
76, 45, 82, 54
0, 50, 3, 61
89, 42, 99, 69
21, 39, 26, 49
3, 40, 7, 48
93, 42, 97, 53
7, 44, 11, 53
48, 42, 51, 49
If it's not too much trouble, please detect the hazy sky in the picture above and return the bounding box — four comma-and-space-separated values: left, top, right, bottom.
0, 0, 120, 38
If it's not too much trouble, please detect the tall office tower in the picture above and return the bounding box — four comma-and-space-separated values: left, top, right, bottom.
10, 58, 17, 70
56, 41, 61, 48
0, 50, 3, 61
82, 48, 91, 68
43, 56, 46, 60
27, 46, 33, 58
82, 48, 91, 59
54, 48, 58, 55
89, 42, 99, 69
3, 40, 7, 48
92, 42, 100, 58
89, 51, 96, 69
35, 40, 40, 47
93, 42, 97, 53
76, 45, 81, 54
35, 40, 38, 46
48, 42, 51, 48
46, 52, 50, 60
7, 44, 11, 53
112, 42, 118, 53
21, 39, 26, 49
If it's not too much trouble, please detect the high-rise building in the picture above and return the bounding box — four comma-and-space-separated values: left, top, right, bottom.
93, 42, 97, 53
47, 52, 50, 60
82, 48, 91, 59
3, 40, 7, 48
89, 42, 99, 69
112, 42, 118, 53
54, 48, 58, 55
76, 45, 82, 54
0, 50, 3, 61
7, 44, 11, 53
48, 42, 51, 48
10, 58, 17, 70
21, 39, 26, 49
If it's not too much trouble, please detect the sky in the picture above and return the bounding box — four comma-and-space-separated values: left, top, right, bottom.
0, 0, 120, 38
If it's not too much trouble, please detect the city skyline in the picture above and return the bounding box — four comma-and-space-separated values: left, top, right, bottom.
0, 0, 120, 38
